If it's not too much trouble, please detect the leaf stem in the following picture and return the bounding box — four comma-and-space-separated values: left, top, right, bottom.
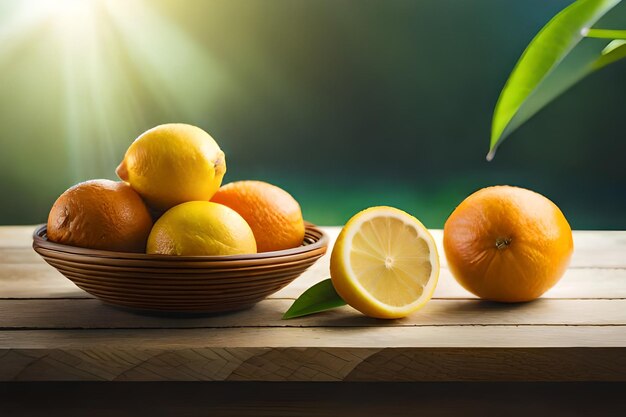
583, 28, 626, 40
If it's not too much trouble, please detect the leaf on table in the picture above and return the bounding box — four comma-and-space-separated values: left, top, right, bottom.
488, 0, 624, 160
282, 278, 347, 319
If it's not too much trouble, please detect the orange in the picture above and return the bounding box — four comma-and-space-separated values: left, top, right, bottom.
211, 180, 304, 252
443, 185, 573, 302
47, 179, 153, 252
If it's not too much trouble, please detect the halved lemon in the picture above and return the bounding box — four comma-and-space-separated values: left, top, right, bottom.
330, 206, 439, 319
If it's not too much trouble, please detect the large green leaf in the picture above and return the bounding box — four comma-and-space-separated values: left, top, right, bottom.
488, 0, 624, 160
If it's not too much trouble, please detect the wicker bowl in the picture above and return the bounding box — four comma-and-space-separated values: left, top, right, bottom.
32, 223, 328, 313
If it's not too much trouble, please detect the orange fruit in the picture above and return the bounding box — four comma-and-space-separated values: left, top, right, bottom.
47, 179, 153, 252
443, 185, 573, 302
211, 180, 305, 252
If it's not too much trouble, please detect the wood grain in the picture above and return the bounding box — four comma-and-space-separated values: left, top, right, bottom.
274, 267, 626, 300
0, 227, 36, 249
3, 250, 626, 299
1, 345, 625, 381
1, 298, 626, 329
0, 264, 84, 298
2, 226, 626, 267
1, 226, 626, 383
2, 326, 626, 349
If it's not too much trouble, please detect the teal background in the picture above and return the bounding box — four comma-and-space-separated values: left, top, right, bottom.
0, 0, 625, 228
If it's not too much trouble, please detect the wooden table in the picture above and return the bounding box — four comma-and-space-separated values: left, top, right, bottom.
1, 226, 626, 416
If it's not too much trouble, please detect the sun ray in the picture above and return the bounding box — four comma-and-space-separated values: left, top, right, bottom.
0, 0, 236, 182
104, 0, 234, 121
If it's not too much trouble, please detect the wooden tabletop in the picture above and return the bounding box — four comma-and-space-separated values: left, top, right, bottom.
1, 226, 625, 382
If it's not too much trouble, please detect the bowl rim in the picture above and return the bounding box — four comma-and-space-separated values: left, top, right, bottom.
33, 222, 329, 261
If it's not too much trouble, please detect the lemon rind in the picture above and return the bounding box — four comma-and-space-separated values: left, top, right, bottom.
338, 206, 440, 316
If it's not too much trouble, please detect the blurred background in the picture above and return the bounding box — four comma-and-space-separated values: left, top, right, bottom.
0, 0, 625, 228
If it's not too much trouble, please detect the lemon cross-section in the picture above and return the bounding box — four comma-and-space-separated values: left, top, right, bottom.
330, 206, 439, 319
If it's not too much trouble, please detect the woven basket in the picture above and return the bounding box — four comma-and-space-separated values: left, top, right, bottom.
33, 223, 328, 313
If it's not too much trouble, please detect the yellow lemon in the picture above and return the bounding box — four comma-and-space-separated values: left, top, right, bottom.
330, 206, 439, 319
116, 123, 226, 211
147, 201, 256, 256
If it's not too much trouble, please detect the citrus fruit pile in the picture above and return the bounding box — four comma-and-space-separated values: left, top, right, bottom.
286, 186, 573, 320
45, 123, 575, 320
47, 123, 305, 256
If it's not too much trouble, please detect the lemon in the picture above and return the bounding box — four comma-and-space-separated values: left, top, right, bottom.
116, 123, 226, 211
330, 206, 439, 319
146, 201, 256, 256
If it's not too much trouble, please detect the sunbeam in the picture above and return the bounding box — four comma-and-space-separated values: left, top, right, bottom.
0, 0, 230, 181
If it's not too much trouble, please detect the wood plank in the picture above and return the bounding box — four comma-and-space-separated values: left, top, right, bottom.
2, 227, 626, 300
327, 228, 626, 268
1, 298, 626, 329
3, 258, 626, 299
567, 230, 626, 268
274, 267, 626, 299
0, 248, 42, 264
0, 345, 624, 381
0, 264, 85, 298
1, 326, 625, 349
0, 226, 37, 249
3, 226, 626, 267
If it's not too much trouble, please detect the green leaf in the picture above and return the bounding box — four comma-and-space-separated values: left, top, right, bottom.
488, 0, 623, 160
595, 39, 626, 68
282, 278, 347, 319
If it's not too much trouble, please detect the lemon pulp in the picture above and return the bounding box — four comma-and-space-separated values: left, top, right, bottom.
330, 206, 439, 319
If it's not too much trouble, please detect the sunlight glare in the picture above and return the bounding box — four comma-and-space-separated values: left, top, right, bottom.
0, 0, 231, 182
21, 0, 101, 26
